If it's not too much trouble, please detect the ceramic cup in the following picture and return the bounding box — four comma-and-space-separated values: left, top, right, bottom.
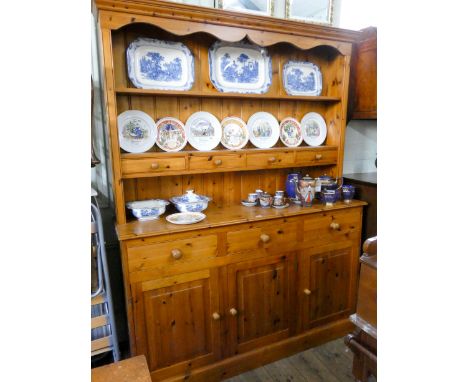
259, 193, 273, 208
342, 185, 355, 203
273, 195, 285, 206
275, 190, 285, 197
247, 193, 258, 203
322, 190, 336, 206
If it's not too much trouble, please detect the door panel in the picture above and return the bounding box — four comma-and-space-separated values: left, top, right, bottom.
299, 242, 357, 331
227, 254, 294, 355
132, 269, 221, 372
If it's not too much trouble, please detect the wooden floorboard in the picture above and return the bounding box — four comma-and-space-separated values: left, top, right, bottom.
224, 337, 363, 382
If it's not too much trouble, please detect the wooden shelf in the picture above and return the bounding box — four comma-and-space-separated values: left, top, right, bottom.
115, 87, 341, 102
117, 200, 367, 240
120, 146, 339, 178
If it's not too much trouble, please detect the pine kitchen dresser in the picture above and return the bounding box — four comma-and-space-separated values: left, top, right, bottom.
94, 0, 366, 380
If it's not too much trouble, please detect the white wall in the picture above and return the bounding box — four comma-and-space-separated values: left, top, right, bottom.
343, 120, 377, 174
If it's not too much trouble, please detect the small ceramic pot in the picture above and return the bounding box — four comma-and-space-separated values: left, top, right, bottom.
259, 193, 273, 208
322, 190, 336, 206
275, 190, 285, 197
273, 195, 285, 206
342, 185, 355, 203
247, 193, 258, 203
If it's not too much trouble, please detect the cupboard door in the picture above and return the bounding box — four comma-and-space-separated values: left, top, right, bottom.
227, 254, 294, 355
132, 269, 221, 373
299, 242, 358, 331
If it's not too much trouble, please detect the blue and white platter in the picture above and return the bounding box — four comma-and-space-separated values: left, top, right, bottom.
283, 61, 322, 96
127, 37, 194, 91
208, 41, 272, 94
117, 110, 157, 153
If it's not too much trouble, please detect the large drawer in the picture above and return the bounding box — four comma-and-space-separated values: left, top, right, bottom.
188, 153, 245, 171
303, 209, 361, 247
121, 156, 186, 176
127, 234, 218, 276
226, 220, 298, 255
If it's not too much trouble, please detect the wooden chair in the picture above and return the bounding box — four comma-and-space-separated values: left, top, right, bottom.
345, 236, 377, 381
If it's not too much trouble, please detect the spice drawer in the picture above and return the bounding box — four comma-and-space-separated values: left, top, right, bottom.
295, 148, 338, 166
226, 220, 298, 255
246, 151, 295, 168
188, 153, 246, 171
127, 234, 218, 276
302, 209, 362, 248
121, 156, 186, 177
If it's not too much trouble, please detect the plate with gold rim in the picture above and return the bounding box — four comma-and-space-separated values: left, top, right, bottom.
220, 116, 249, 150
155, 117, 187, 152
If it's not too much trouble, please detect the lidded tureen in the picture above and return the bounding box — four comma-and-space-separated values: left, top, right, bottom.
170, 190, 211, 213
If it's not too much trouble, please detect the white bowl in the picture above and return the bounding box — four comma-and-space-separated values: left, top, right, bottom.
126, 199, 169, 221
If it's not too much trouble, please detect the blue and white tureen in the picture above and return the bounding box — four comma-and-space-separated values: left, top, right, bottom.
126, 199, 169, 221
170, 190, 211, 213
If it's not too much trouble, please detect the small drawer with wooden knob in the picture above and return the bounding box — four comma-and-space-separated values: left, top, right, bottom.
121, 156, 186, 177
226, 220, 297, 255
295, 148, 338, 166
188, 153, 245, 171
126, 234, 218, 281
302, 209, 362, 248
246, 151, 294, 168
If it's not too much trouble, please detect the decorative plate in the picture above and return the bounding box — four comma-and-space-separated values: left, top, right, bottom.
166, 212, 206, 225
220, 116, 249, 150
301, 112, 327, 146
279, 117, 303, 147
283, 61, 322, 96
127, 37, 194, 91
247, 112, 279, 149
241, 200, 257, 207
155, 117, 187, 152
272, 203, 290, 209
117, 110, 157, 153
185, 111, 222, 151
208, 41, 272, 94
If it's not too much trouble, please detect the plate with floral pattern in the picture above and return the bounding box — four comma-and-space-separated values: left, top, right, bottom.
155, 117, 187, 152
301, 112, 327, 146
166, 212, 206, 225
283, 61, 322, 96
118, 110, 157, 153
247, 112, 279, 149
220, 116, 249, 150
185, 111, 222, 151
279, 117, 303, 147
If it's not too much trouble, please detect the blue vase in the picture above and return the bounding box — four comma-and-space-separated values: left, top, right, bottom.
286, 173, 302, 199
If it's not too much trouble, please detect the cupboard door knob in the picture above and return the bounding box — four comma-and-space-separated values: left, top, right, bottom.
212, 312, 220, 320
268, 157, 276, 163
315, 154, 323, 160
260, 234, 270, 243
171, 249, 182, 259
304, 288, 312, 295
229, 308, 238, 316
214, 159, 222, 166
151, 162, 159, 169
330, 222, 340, 230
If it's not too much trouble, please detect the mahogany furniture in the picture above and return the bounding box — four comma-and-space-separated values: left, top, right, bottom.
93, 1, 366, 380
92, 355, 152, 382
343, 172, 377, 246
345, 236, 377, 381
349, 27, 377, 120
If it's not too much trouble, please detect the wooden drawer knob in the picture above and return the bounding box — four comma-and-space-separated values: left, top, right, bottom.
304, 288, 312, 295
171, 249, 183, 260
268, 157, 277, 163
214, 159, 222, 166
260, 234, 270, 243
315, 154, 323, 160
212, 312, 220, 320
150, 162, 159, 169
330, 222, 340, 231
229, 308, 238, 316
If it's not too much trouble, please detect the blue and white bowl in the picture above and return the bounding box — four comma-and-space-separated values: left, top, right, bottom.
126, 199, 169, 221
170, 190, 211, 213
